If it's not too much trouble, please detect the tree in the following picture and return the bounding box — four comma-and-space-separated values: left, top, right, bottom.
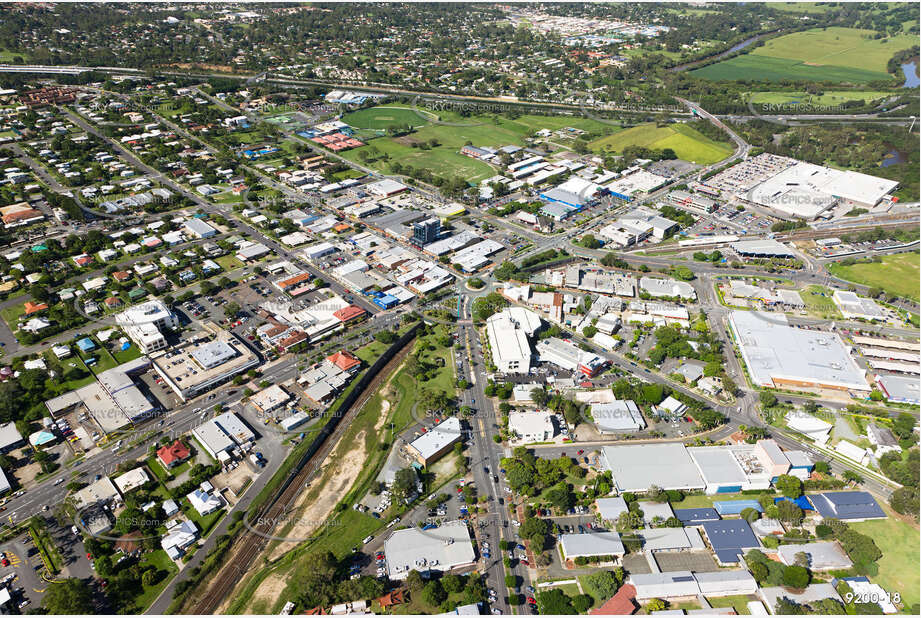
843, 470, 864, 485
794, 551, 810, 568
759, 391, 778, 408
537, 589, 575, 615
42, 578, 94, 614
530, 387, 548, 407
392, 467, 417, 502
647, 599, 667, 612
398, 570, 424, 596
572, 594, 593, 613
890, 487, 920, 517
813, 461, 830, 474
775, 475, 803, 499
749, 561, 769, 583
782, 565, 810, 589
776, 500, 804, 526
421, 580, 447, 607
442, 574, 465, 594
224, 302, 241, 318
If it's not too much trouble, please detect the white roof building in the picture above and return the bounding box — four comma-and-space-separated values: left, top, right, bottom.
485, 307, 541, 374
729, 311, 870, 392
832, 290, 886, 321
384, 520, 475, 580
592, 400, 646, 433
508, 410, 555, 443
187, 488, 223, 516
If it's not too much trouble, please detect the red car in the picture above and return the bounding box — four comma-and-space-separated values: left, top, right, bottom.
527, 597, 536, 605
1, 558, 8, 567
577, 449, 584, 455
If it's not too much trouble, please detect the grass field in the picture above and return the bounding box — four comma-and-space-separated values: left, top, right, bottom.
827, 252, 920, 301
341, 104, 433, 130
850, 516, 920, 609
692, 28, 915, 83
748, 90, 899, 105
589, 122, 733, 165
798, 285, 843, 319
338, 106, 619, 182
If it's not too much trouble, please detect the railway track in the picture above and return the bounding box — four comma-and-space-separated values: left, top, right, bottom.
183, 340, 415, 614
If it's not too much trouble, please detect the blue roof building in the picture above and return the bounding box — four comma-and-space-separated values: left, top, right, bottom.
808, 491, 886, 521
673, 507, 721, 525
713, 499, 763, 516
774, 496, 814, 511
76, 337, 96, 353
701, 520, 760, 564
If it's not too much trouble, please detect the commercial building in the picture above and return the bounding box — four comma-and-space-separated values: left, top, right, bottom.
605, 169, 668, 201
595, 497, 629, 521
729, 311, 870, 392
183, 218, 217, 239
701, 520, 760, 564
116, 300, 179, 354
599, 206, 677, 247
405, 417, 462, 466
412, 217, 441, 246
592, 400, 646, 433
383, 520, 475, 580
44, 357, 155, 433
249, 384, 291, 413
639, 277, 695, 300
539, 176, 603, 209
0, 422, 23, 453
191, 412, 255, 460
667, 190, 717, 214
508, 410, 555, 443
730, 239, 796, 259
687, 445, 773, 494
832, 290, 886, 321
559, 531, 625, 559
777, 542, 852, 570
876, 375, 921, 405
153, 326, 259, 401
601, 443, 705, 493
72, 476, 122, 510
808, 491, 886, 521
785, 412, 833, 444
113, 468, 150, 494
759, 584, 842, 614
865, 424, 900, 456
535, 337, 606, 377
673, 508, 720, 525
485, 307, 541, 374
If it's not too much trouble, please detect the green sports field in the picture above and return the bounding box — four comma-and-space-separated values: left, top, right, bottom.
692, 27, 915, 83
589, 122, 733, 165
827, 252, 920, 301
748, 90, 899, 106
338, 106, 619, 182
851, 516, 920, 609
341, 104, 434, 130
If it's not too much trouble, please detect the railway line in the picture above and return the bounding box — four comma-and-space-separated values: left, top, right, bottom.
182, 335, 416, 614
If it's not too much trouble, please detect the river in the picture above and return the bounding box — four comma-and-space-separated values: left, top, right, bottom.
669, 33, 770, 72
901, 62, 920, 88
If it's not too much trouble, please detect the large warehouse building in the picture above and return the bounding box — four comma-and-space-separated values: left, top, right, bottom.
728, 311, 870, 393
384, 520, 475, 580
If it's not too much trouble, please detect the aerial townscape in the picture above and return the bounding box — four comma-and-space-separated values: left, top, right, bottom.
0, 2, 916, 617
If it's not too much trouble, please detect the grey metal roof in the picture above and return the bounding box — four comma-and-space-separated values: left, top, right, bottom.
702, 520, 759, 563
560, 531, 625, 557
808, 491, 886, 520
777, 541, 852, 570
601, 443, 705, 492
673, 507, 720, 524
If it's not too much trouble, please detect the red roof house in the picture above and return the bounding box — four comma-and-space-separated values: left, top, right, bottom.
333, 304, 366, 323
327, 350, 361, 373
157, 440, 191, 468
589, 584, 637, 616
23, 301, 48, 316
